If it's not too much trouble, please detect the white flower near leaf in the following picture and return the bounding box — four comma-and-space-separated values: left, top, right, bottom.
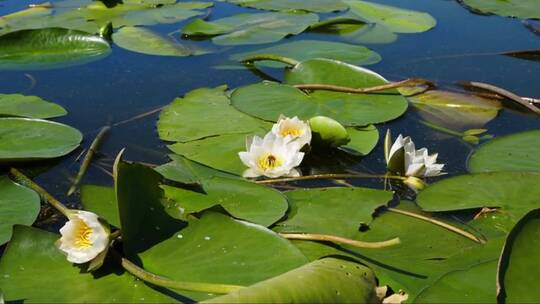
57, 210, 109, 264
385, 130, 445, 177
239, 133, 304, 178
271, 115, 311, 148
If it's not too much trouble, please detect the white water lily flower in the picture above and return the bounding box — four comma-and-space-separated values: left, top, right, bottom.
385, 131, 445, 177
271, 115, 311, 147
239, 132, 304, 178
57, 210, 109, 264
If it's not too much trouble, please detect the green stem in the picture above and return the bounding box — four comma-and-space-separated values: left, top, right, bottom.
120, 257, 243, 294
294, 78, 434, 95
255, 173, 406, 184
68, 126, 110, 196
420, 120, 463, 137
9, 168, 71, 217
240, 54, 299, 66
280, 233, 400, 249
387, 207, 485, 244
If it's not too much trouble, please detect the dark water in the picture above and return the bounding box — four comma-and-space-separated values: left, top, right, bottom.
0, 0, 539, 206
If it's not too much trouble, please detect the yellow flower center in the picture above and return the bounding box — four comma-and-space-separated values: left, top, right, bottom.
257, 154, 283, 170
280, 125, 303, 137
74, 221, 93, 249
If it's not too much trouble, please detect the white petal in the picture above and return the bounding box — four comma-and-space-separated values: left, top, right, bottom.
243, 168, 261, 178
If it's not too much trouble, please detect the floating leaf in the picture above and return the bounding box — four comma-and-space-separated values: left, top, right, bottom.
0, 94, 67, 118
461, 0, 540, 20
468, 130, 540, 173
230, 40, 381, 68
310, 18, 398, 44
340, 125, 379, 156
113, 26, 206, 57
402, 89, 502, 131
139, 212, 308, 300
204, 258, 378, 303
0, 28, 111, 70
182, 12, 319, 45
161, 174, 289, 226
414, 260, 497, 302
0, 118, 82, 162
231, 59, 408, 126
221, 0, 348, 13
157, 86, 270, 142
275, 187, 392, 237
81, 185, 120, 227
344, 0, 436, 33
0, 176, 39, 245
416, 172, 540, 223
0, 226, 176, 303
498, 208, 540, 303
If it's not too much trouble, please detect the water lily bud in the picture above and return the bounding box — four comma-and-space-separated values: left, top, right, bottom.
57, 210, 110, 264
308, 116, 350, 148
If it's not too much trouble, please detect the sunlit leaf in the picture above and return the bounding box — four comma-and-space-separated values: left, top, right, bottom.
340, 125, 379, 156
310, 17, 398, 44
461, 0, 540, 20
468, 130, 540, 173
0, 28, 110, 70
0, 176, 39, 245
0, 118, 82, 162
81, 185, 120, 227
0, 94, 66, 118
204, 258, 378, 303
221, 0, 348, 13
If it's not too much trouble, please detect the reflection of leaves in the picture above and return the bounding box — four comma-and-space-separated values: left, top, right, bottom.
204, 258, 378, 303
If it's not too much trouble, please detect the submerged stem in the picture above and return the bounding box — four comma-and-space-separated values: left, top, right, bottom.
120, 257, 243, 294
420, 120, 463, 137
294, 78, 434, 94
280, 233, 400, 249
387, 207, 485, 244
255, 173, 406, 184
240, 54, 299, 66
9, 168, 71, 217
68, 126, 110, 196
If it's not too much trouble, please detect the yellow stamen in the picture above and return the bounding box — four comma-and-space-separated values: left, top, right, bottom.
257, 154, 283, 170
74, 221, 93, 249
280, 126, 303, 137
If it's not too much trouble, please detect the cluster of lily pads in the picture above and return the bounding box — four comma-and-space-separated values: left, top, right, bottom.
0, 0, 540, 303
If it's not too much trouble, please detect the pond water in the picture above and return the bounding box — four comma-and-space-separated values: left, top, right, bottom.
0, 0, 539, 302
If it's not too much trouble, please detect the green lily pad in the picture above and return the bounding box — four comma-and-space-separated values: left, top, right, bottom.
498, 208, 540, 303
229, 39, 381, 68
468, 130, 540, 173
162, 178, 288, 226
168, 133, 254, 175
139, 212, 308, 299
231, 59, 408, 126
0, 94, 67, 118
182, 12, 319, 45
310, 17, 398, 44
340, 125, 379, 156
0, 118, 82, 162
461, 0, 540, 20
275, 187, 392, 237
0, 28, 111, 70
113, 26, 207, 57
158, 86, 270, 143
115, 160, 186, 257
414, 260, 497, 303
80, 185, 120, 227
204, 258, 378, 303
416, 172, 540, 223
401, 89, 502, 131
344, 0, 436, 33
0, 226, 176, 303
221, 0, 348, 13
0, 176, 40, 245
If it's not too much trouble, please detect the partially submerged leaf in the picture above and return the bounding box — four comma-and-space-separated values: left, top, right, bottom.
0, 28, 111, 70
468, 130, 540, 173
0, 94, 66, 119
113, 26, 207, 56
221, 0, 348, 13
0, 176, 40, 245
0, 118, 82, 162
204, 258, 378, 303
461, 0, 540, 20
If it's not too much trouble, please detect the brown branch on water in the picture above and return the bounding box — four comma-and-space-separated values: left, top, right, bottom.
293, 78, 434, 95
460, 81, 540, 116
523, 20, 540, 36
279, 233, 400, 249
113, 105, 164, 127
